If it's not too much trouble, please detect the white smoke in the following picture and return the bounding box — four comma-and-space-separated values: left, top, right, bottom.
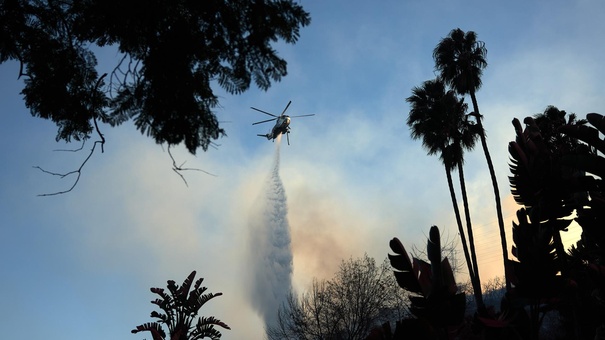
247, 135, 293, 329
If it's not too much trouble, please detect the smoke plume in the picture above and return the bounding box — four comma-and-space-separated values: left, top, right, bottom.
247, 135, 293, 329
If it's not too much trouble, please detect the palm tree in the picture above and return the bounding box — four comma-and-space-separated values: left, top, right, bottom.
132, 271, 230, 340
406, 78, 484, 312
433, 28, 510, 290
448, 130, 484, 303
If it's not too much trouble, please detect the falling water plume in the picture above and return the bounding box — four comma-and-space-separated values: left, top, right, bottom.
247, 134, 293, 329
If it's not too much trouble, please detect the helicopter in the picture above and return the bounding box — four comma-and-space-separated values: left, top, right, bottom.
251, 101, 315, 145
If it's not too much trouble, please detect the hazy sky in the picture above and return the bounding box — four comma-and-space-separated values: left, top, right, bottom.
1, 1, 604, 339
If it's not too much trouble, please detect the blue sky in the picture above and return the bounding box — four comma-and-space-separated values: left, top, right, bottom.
2, 1, 605, 339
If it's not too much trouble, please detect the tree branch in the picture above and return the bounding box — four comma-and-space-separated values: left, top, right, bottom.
52, 140, 86, 152
34, 139, 103, 196
109, 54, 141, 97
167, 146, 216, 187
35, 74, 107, 196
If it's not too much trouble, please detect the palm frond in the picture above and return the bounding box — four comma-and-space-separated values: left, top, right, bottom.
190, 316, 230, 340
198, 316, 231, 330
389, 229, 465, 328
433, 28, 487, 95
151, 287, 170, 301
150, 310, 170, 324
509, 208, 562, 298
193, 276, 204, 292
388, 237, 422, 294
166, 279, 178, 298
508, 140, 536, 208
177, 271, 197, 303
131, 322, 166, 340
194, 292, 223, 312
560, 122, 605, 156
406, 78, 473, 168
427, 226, 442, 290
508, 116, 581, 220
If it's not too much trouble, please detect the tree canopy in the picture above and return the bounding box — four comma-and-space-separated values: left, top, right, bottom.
0, 0, 311, 154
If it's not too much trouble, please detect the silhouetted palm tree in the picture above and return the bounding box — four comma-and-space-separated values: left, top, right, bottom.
433, 28, 509, 291
132, 271, 230, 340
406, 78, 484, 311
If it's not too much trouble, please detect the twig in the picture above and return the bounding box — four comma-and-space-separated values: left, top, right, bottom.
109, 54, 141, 97
35, 140, 103, 196
53, 140, 86, 152
167, 146, 216, 187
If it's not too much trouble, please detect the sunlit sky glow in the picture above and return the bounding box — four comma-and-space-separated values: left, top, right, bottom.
1, 1, 604, 339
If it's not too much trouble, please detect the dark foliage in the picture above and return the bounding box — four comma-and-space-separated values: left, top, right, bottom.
0, 0, 311, 153
388, 227, 466, 339
406, 78, 476, 170
509, 208, 567, 299
507, 110, 605, 339
433, 28, 487, 98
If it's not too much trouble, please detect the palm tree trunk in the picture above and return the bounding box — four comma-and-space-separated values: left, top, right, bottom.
457, 162, 484, 311
470, 91, 510, 291
444, 166, 476, 290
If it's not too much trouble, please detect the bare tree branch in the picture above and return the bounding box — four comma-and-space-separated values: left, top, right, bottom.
268, 255, 410, 339
109, 54, 142, 97
167, 146, 216, 187
52, 140, 86, 152
34, 139, 103, 196
412, 228, 463, 276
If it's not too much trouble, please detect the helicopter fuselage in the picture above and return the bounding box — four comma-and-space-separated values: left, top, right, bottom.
258, 115, 291, 140
266, 116, 291, 140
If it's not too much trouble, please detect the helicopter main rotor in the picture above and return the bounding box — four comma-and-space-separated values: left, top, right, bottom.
251, 101, 293, 125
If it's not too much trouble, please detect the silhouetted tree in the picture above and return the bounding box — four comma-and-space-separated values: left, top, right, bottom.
0, 0, 310, 153
532, 106, 587, 157
508, 113, 583, 339
509, 109, 589, 276
560, 114, 605, 339
132, 271, 230, 340
267, 255, 409, 340
388, 226, 466, 340
526, 106, 588, 267
508, 111, 605, 339
433, 28, 509, 291
406, 78, 484, 312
